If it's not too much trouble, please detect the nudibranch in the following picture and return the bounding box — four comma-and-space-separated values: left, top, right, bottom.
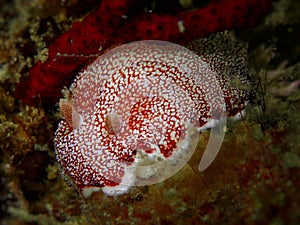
54, 34, 248, 197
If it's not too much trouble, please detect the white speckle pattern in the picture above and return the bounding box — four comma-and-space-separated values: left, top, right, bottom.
54, 35, 248, 197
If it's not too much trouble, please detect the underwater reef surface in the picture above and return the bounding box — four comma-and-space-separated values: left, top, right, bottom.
0, 0, 300, 224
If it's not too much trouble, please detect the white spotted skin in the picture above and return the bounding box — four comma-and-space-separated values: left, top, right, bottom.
54, 35, 248, 197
